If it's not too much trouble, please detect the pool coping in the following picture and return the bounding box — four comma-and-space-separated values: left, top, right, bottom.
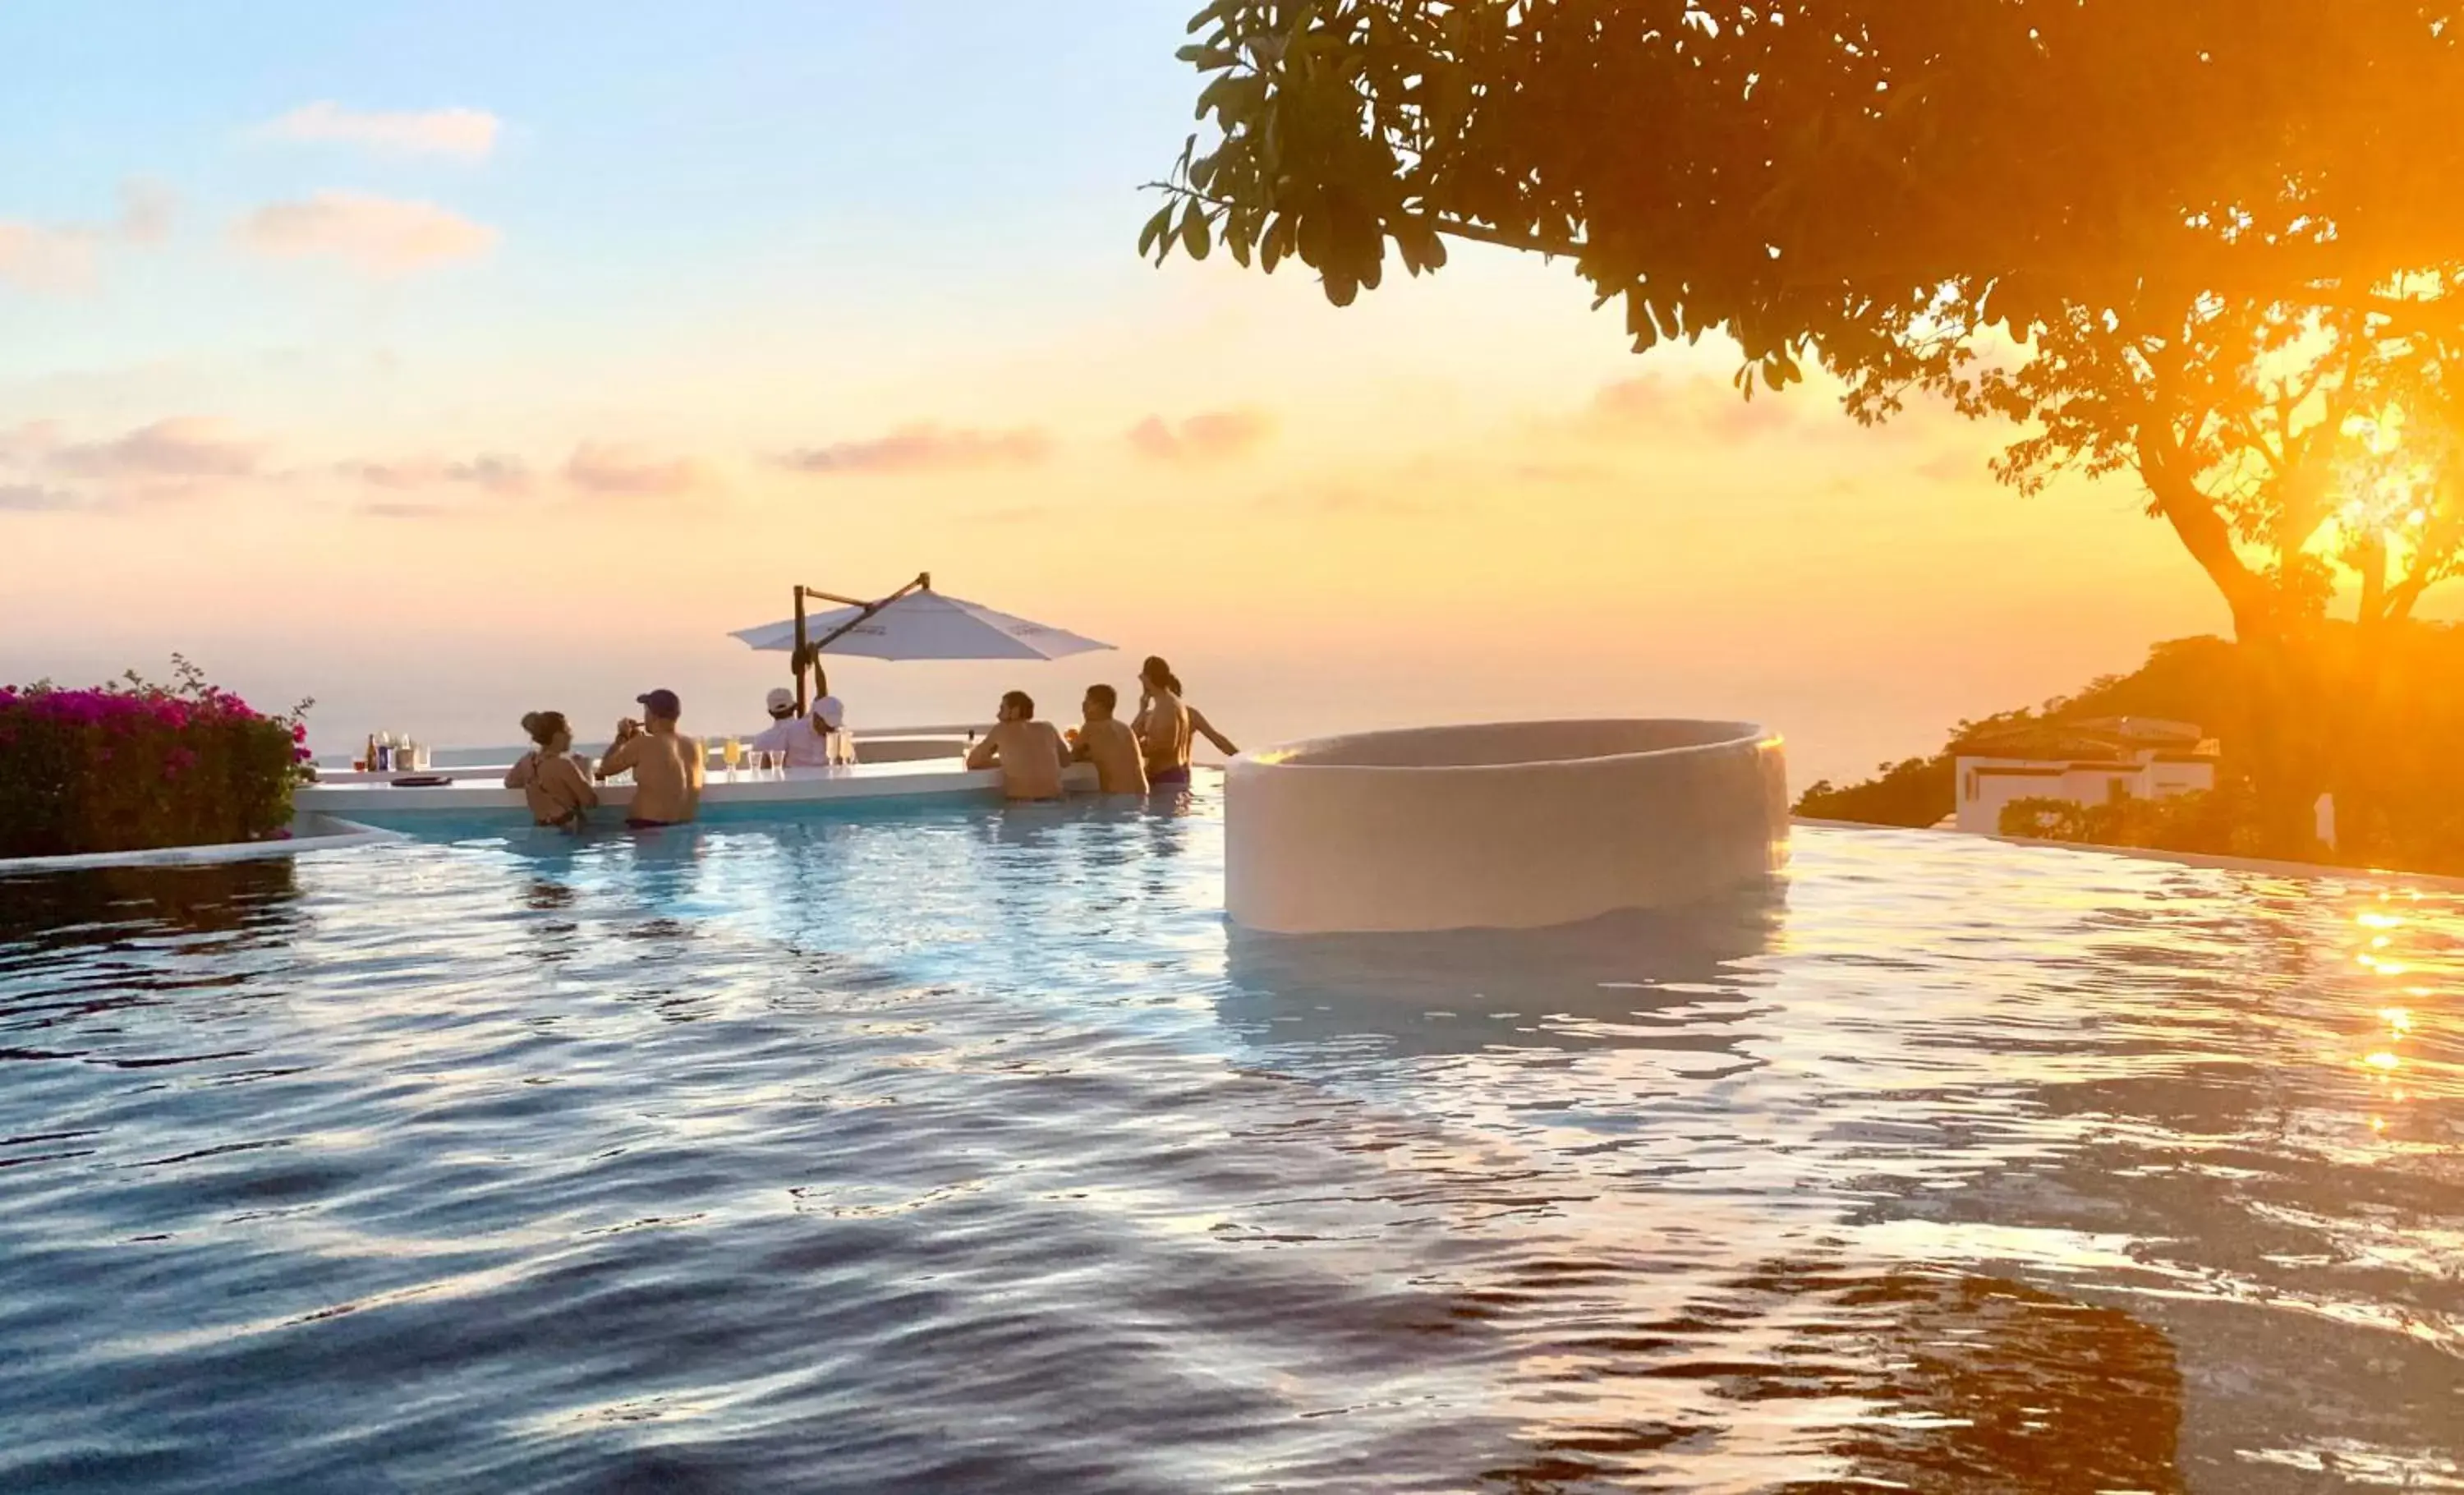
4, 807, 2447, 889
1791, 816, 2464, 890
0, 813, 405, 877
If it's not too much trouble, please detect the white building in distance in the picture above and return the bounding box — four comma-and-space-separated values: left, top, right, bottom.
1953, 717, 2219, 835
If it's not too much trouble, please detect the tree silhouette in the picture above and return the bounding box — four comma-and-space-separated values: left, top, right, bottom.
1142, 2, 2464, 643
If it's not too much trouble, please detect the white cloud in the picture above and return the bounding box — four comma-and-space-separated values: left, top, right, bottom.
252, 101, 501, 159
234, 192, 497, 276
116, 180, 176, 244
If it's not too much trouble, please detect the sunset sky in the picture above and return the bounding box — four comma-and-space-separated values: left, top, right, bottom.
0, 1, 2292, 784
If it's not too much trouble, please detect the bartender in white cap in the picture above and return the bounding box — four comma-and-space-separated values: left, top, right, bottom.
750, 669, 848, 767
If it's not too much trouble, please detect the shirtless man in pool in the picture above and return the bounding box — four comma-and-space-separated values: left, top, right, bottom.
1071, 683, 1147, 794
595, 688, 705, 826
966, 690, 1069, 801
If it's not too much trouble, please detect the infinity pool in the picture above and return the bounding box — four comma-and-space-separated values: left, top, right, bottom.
2, 784, 2456, 1493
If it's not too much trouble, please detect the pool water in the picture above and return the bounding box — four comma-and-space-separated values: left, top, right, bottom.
2, 785, 2457, 1493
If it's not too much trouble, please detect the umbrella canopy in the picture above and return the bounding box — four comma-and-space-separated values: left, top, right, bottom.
730, 588, 1112, 662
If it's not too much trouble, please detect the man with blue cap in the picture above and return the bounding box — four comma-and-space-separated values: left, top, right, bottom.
595, 687, 704, 827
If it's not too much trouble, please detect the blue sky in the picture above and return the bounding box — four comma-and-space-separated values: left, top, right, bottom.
1, 3, 1202, 378
0, 3, 2233, 781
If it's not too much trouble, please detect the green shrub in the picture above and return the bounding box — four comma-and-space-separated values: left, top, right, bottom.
1795, 755, 1956, 827
0, 659, 313, 858
1997, 783, 2329, 862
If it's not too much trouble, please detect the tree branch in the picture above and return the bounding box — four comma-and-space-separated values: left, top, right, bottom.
2136, 419, 2275, 638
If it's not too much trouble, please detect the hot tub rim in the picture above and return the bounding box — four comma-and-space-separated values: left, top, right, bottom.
1233, 717, 1781, 776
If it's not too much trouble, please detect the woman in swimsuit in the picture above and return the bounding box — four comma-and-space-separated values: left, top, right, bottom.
504, 711, 598, 829
1133, 656, 1193, 785
1168, 673, 1239, 758
1133, 657, 1240, 786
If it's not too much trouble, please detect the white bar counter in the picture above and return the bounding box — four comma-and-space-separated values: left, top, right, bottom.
296, 758, 1096, 822
313, 730, 971, 784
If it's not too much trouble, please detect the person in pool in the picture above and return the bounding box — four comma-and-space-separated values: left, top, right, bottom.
1168, 671, 1238, 758
503, 710, 598, 828
1070, 683, 1148, 794
1132, 656, 1193, 785
595, 688, 704, 827
966, 689, 1069, 801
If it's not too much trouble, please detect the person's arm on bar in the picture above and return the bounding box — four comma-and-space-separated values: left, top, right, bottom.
596, 721, 641, 781
1188, 706, 1238, 757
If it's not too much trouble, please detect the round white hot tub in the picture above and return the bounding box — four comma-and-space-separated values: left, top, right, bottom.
1225, 720, 1788, 934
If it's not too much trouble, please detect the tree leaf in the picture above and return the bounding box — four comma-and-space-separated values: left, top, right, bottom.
1138, 202, 1178, 260
1181, 201, 1212, 260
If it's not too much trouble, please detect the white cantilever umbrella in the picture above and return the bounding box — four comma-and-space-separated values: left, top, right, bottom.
730, 573, 1111, 707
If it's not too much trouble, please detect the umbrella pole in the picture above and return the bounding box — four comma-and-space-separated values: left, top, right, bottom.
780, 573, 932, 709
793, 585, 810, 715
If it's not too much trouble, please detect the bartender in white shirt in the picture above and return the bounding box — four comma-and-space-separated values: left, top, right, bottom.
750, 678, 848, 767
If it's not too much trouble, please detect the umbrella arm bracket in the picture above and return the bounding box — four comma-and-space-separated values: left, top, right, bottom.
792, 573, 931, 712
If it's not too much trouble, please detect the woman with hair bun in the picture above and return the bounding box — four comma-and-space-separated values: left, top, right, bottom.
1134, 656, 1240, 787
503, 710, 599, 828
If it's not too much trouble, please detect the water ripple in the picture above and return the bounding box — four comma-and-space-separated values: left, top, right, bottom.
1, 793, 2457, 1492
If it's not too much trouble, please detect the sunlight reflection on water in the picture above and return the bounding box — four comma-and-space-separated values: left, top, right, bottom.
0, 790, 2457, 1493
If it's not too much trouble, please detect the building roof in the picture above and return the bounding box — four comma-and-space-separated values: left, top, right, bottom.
1956, 717, 2215, 763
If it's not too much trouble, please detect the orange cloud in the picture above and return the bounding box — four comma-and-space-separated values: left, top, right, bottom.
252, 102, 501, 159
0, 181, 177, 294
235, 192, 496, 276
0, 483, 82, 513
1574, 372, 1972, 455
0, 421, 65, 465
1584, 374, 1804, 441
1128, 407, 1275, 464
777, 424, 1050, 476
358, 499, 451, 520
337, 454, 534, 495
563, 442, 715, 497
0, 222, 94, 292
1251, 482, 1445, 518
48, 417, 266, 481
